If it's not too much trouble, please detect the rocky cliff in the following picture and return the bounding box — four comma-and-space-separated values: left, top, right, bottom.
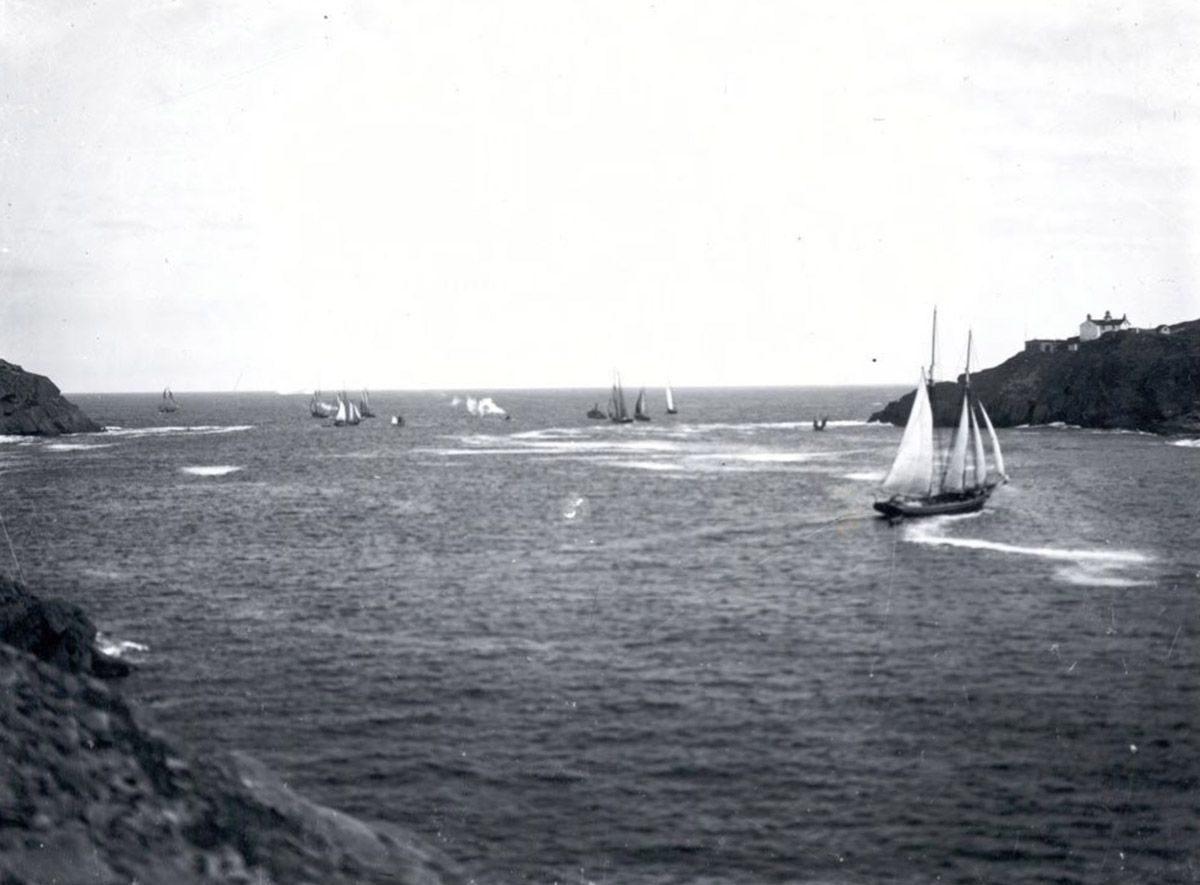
0, 359, 102, 435
869, 319, 1200, 433
0, 575, 464, 885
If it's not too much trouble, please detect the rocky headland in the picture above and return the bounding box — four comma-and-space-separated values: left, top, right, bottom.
0, 359, 101, 436
869, 318, 1200, 433
0, 575, 463, 885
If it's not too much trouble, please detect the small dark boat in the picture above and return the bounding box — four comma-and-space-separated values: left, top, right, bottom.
587, 403, 606, 420
813, 416, 828, 431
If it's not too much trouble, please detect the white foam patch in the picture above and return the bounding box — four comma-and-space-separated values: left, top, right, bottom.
1052, 565, 1155, 588
181, 465, 243, 476
43, 442, 115, 452
612, 460, 686, 472
843, 471, 886, 482
96, 635, 149, 658
1172, 438, 1200, 448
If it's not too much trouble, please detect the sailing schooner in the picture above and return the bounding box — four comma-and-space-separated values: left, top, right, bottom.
874, 314, 1007, 519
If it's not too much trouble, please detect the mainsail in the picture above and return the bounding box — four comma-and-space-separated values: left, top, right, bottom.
941, 392, 972, 494
880, 372, 934, 497
665, 385, 677, 414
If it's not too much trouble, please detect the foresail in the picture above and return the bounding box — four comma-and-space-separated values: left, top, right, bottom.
977, 402, 1007, 480
941, 393, 971, 494
881, 375, 935, 497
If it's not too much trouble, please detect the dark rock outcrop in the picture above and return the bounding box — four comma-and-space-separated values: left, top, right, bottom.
1, 580, 464, 885
869, 319, 1200, 433
0, 358, 101, 435
0, 575, 130, 679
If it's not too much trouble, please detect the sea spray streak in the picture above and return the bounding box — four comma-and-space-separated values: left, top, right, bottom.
906, 518, 1150, 564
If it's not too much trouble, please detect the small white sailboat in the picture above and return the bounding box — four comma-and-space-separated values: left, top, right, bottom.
158, 388, 179, 413
665, 384, 677, 415
874, 313, 1007, 519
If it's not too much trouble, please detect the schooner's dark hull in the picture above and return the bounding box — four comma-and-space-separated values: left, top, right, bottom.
874, 486, 994, 519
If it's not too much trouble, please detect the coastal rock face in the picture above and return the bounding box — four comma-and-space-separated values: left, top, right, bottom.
869, 319, 1200, 432
0, 359, 101, 435
0, 575, 130, 679
0, 580, 464, 885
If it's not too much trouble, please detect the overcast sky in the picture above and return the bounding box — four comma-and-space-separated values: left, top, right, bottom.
3, 0, 1198, 392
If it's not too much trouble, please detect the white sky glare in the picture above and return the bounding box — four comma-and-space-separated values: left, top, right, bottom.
3, 0, 1199, 392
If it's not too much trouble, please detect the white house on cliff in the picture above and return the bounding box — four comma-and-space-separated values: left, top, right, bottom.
1079, 310, 1131, 341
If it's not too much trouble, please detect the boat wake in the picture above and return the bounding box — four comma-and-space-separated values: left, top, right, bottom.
180, 465, 243, 477
905, 516, 1155, 587
101, 425, 254, 438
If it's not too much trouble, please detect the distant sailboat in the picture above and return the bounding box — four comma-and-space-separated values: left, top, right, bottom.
587, 402, 607, 419
333, 392, 361, 427
665, 385, 678, 415
609, 373, 633, 424
634, 388, 651, 422
874, 314, 1007, 519
813, 416, 828, 431
158, 388, 179, 413
310, 390, 335, 418
358, 390, 376, 418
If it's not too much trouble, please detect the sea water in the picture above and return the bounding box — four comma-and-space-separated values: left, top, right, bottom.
2, 387, 1197, 884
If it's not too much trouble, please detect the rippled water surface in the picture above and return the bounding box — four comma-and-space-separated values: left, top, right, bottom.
3, 387, 1198, 884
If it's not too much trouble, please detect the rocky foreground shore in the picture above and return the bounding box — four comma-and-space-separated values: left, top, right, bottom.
0, 575, 463, 885
0, 360, 101, 436
869, 318, 1200, 433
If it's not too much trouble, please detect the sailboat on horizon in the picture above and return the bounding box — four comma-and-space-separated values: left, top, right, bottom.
357, 389, 376, 419
634, 388, 651, 422
158, 388, 179, 413
874, 312, 1008, 519
608, 373, 633, 424
309, 390, 336, 418
332, 392, 362, 427
665, 384, 678, 415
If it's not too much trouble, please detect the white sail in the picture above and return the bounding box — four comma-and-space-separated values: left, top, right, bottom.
349, 400, 362, 424
969, 402, 987, 488
977, 402, 1007, 480
665, 385, 676, 412
881, 373, 935, 497
613, 373, 629, 420
635, 389, 648, 417
941, 393, 972, 494
334, 397, 348, 424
